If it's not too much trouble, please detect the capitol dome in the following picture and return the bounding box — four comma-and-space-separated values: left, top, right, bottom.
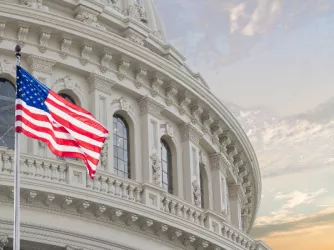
0, 0, 270, 250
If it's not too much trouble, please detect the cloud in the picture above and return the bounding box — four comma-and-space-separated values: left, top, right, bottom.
275, 189, 327, 209
252, 207, 334, 238
242, 0, 282, 36
230, 3, 246, 33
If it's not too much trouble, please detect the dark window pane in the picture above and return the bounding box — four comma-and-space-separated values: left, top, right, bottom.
59, 93, 75, 104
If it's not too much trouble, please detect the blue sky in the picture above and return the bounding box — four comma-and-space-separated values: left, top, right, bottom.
156, 1, 334, 249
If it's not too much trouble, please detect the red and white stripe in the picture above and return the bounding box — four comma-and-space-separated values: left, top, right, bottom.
15, 90, 108, 178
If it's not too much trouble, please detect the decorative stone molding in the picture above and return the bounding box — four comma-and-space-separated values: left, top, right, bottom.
179, 123, 203, 145
17, 24, 29, 47
77, 200, 90, 214
21, 0, 48, 11
126, 214, 138, 226
190, 102, 204, 125
100, 52, 112, 73
25, 190, 37, 203
134, 67, 147, 88
155, 224, 169, 236
65, 246, 83, 250
26, 55, 56, 75
196, 241, 209, 250
52, 76, 81, 92
160, 122, 174, 138
80, 44, 92, 66
201, 112, 214, 134
169, 229, 182, 241
227, 144, 238, 161
44, 193, 55, 206
87, 72, 115, 95
183, 235, 196, 246
0, 60, 15, 77
192, 180, 202, 207
178, 91, 191, 115
138, 96, 165, 118
150, 152, 161, 186
140, 219, 154, 230
165, 84, 177, 106
0, 234, 8, 250
110, 208, 123, 221
111, 97, 135, 117
209, 153, 228, 175
39, 29, 51, 53
0, 21, 5, 43
124, 29, 145, 46
126, 4, 147, 23
94, 204, 107, 217
61, 197, 73, 209
75, 6, 106, 31
117, 58, 130, 80
150, 74, 164, 97
211, 121, 224, 145
60, 37, 72, 59
100, 142, 108, 169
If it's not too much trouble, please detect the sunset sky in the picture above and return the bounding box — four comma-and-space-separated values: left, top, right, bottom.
156, 1, 334, 249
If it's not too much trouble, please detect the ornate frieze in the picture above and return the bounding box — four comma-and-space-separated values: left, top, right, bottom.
183, 235, 196, 246
27, 55, 56, 75
53, 76, 80, 92
87, 72, 115, 95
179, 123, 203, 145
77, 200, 90, 214
25, 190, 37, 203
100, 52, 112, 73
209, 153, 228, 175
210, 121, 224, 145
111, 97, 134, 116
227, 144, 238, 161
138, 96, 165, 118
125, 32, 145, 46
196, 241, 209, 250
21, 0, 48, 11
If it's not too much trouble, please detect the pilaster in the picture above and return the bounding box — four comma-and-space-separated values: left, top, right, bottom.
179, 123, 203, 205
228, 184, 243, 230
87, 72, 115, 173
209, 153, 228, 216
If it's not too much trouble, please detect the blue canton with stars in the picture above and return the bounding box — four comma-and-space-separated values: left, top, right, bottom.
16, 66, 50, 113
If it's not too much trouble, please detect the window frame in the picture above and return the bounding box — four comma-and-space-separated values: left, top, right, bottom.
113, 114, 131, 179
161, 139, 173, 194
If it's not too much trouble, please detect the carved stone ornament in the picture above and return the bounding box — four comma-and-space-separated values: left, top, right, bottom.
117, 59, 130, 81
192, 180, 202, 207
21, 0, 48, 11
80, 44, 92, 66
17, 25, 29, 47
39, 30, 51, 53
0, 233, 8, 250
111, 97, 135, 117
0, 60, 15, 76
165, 85, 177, 106
138, 96, 165, 118
75, 9, 106, 31
60, 37, 72, 59
126, 4, 147, 23
179, 123, 203, 145
26, 55, 56, 75
150, 75, 164, 97
87, 72, 115, 95
52, 76, 81, 95
134, 68, 147, 89
100, 52, 112, 73
160, 122, 174, 138
150, 152, 161, 186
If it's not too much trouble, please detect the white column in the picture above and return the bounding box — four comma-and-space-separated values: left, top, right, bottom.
87, 73, 115, 173
179, 123, 203, 205
138, 97, 164, 184
209, 153, 228, 215
228, 184, 243, 230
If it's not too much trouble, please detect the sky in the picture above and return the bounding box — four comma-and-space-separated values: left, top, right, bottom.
156, 1, 334, 249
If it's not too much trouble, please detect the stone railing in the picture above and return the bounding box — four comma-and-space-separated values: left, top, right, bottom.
0, 148, 270, 250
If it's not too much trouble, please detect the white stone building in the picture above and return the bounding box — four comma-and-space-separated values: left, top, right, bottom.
0, 1, 271, 249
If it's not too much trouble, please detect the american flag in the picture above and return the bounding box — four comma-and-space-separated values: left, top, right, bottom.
15, 66, 108, 179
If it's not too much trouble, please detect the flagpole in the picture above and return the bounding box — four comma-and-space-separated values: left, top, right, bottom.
13, 44, 21, 250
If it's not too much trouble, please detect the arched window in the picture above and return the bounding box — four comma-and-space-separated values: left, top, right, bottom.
161, 139, 173, 194
113, 114, 130, 178
0, 79, 15, 149
59, 93, 76, 104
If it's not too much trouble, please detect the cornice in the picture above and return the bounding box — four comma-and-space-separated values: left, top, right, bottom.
0, 3, 261, 231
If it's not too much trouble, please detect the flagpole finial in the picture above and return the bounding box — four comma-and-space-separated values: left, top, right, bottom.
15, 44, 21, 53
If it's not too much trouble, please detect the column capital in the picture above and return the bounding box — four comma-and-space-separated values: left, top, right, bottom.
209, 152, 229, 175
179, 123, 203, 145
87, 72, 116, 95
26, 54, 56, 75
138, 96, 165, 118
